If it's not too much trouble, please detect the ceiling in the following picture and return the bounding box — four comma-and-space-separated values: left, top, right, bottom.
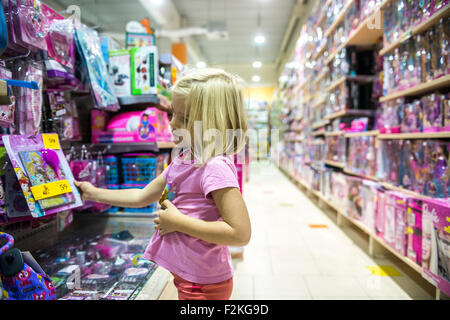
46, 0, 313, 86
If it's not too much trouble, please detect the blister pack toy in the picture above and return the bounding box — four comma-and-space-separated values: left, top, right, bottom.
2, 133, 82, 218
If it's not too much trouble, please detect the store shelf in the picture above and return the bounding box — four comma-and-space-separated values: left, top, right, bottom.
343, 169, 379, 181
92, 141, 175, 154
326, 76, 346, 92
324, 160, 345, 169
380, 182, 431, 200
118, 94, 160, 108
377, 132, 450, 140
324, 131, 344, 136
313, 43, 327, 61
380, 74, 450, 102
325, 0, 387, 65
325, 109, 374, 120
380, 5, 450, 56
279, 165, 425, 279
344, 130, 379, 138
312, 120, 330, 130
312, 97, 326, 109
312, 130, 325, 136
325, 0, 355, 37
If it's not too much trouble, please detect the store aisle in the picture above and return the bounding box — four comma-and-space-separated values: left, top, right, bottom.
231, 161, 433, 300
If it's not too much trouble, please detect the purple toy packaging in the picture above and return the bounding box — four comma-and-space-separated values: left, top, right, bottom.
425, 140, 449, 198
422, 198, 450, 297
406, 198, 423, 266
422, 93, 443, 133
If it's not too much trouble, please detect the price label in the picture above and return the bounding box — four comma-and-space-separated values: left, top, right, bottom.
42, 134, 60, 150
30, 180, 72, 200
405, 227, 414, 235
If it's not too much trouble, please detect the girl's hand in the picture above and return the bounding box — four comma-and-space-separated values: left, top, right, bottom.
74, 180, 97, 202
154, 200, 184, 236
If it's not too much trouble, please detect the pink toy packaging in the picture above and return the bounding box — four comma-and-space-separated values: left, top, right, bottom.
375, 189, 386, 240
422, 198, 450, 296
383, 191, 408, 254
406, 198, 423, 266
91, 110, 108, 143
99, 108, 159, 143
345, 176, 364, 220
361, 181, 379, 234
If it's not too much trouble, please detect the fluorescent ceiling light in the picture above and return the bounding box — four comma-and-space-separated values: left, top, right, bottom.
254, 34, 266, 44
252, 75, 261, 82
252, 61, 262, 68
196, 61, 206, 68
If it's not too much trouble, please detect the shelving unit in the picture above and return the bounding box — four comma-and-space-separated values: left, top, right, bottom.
276, 0, 450, 300
324, 160, 345, 168
380, 74, 450, 102
117, 94, 160, 108
380, 5, 450, 56
278, 165, 436, 297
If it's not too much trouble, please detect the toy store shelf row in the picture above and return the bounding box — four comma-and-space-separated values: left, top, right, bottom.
277, 164, 445, 300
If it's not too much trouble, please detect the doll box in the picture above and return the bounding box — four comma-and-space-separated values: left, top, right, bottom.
422, 198, 450, 296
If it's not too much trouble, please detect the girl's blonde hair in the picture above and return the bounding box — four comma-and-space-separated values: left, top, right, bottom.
172, 68, 248, 164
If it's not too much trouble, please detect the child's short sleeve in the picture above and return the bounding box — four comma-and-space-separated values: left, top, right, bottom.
200, 156, 240, 198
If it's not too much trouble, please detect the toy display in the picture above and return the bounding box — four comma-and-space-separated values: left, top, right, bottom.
130, 46, 158, 95
346, 135, 377, 178
383, 16, 449, 95
32, 230, 158, 300
422, 198, 450, 296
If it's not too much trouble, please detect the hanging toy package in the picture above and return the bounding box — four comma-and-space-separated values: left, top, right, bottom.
41, 2, 75, 73
74, 24, 118, 111
12, 60, 43, 135
14, 0, 50, 52
2, 133, 82, 218
71, 145, 96, 211
0, 64, 15, 128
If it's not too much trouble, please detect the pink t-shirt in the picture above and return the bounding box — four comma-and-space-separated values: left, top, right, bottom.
143, 154, 240, 284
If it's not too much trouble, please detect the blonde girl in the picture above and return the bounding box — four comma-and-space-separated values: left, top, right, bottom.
75, 68, 251, 300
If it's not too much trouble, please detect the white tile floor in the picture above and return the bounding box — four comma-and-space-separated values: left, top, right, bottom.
230, 161, 434, 300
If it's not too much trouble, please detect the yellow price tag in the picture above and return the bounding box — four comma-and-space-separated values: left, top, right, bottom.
42, 134, 60, 150
405, 227, 414, 235
445, 226, 450, 235
30, 180, 72, 201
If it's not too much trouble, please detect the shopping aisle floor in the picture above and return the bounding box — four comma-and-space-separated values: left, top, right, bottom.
230, 161, 434, 300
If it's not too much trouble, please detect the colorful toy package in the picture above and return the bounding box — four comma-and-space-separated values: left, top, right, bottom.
406, 198, 423, 266
383, 191, 408, 255
422, 198, 450, 296
99, 108, 159, 143
74, 24, 118, 110
2, 134, 82, 218
108, 50, 131, 97
130, 46, 158, 95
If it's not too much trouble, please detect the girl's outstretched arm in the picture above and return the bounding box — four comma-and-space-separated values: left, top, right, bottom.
74, 174, 166, 208
155, 187, 251, 247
